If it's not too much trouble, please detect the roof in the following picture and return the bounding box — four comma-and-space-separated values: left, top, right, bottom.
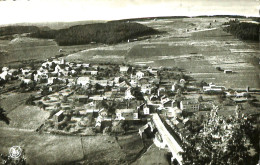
55, 110, 64, 116
77, 77, 90, 81
89, 96, 106, 101
115, 109, 136, 113
120, 66, 129, 72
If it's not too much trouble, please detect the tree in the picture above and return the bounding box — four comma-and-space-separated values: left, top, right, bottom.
0, 107, 10, 125
25, 95, 36, 105
181, 106, 255, 165
198, 96, 203, 102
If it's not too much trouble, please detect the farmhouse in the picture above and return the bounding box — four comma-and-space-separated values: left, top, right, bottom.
203, 83, 225, 92
180, 100, 200, 112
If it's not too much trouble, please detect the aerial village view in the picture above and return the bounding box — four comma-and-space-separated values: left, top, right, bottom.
0, 0, 260, 165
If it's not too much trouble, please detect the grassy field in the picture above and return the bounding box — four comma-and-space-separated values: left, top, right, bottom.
80, 133, 143, 164
0, 105, 49, 129
0, 129, 84, 164
132, 144, 169, 165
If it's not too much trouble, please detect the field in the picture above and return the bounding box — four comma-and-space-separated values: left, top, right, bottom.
132, 144, 169, 165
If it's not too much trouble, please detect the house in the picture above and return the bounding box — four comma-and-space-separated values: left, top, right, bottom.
129, 79, 137, 87
143, 105, 150, 115
119, 66, 131, 73
158, 87, 166, 96
165, 107, 182, 118
203, 83, 225, 92
125, 88, 135, 100
180, 100, 200, 112
91, 80, 108, 87
224, 70, 233, 74
89, 96, 106, 103
115, 109, 138, 120
141, 84, 152, 94
162, 99, 176, 108
22, 79, 32, 84
47, 77, 60, 85
146, 67, 158, 76
0, 71, 9, 80
78, 95, 89, 103
2, 67, 9, 72
114, 77, 120, 84
91, 71, 98, 75
136, 71, 145, 79
77, 77, 90, 86
53, 110, 64, 123
235, 91, 247, 98
21, 68, 30, 75
139, 77, 149, 84
171, 83, 177, 92
99, 108, 108, 117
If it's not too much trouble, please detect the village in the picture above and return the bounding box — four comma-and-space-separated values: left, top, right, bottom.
0, 57, 259, 164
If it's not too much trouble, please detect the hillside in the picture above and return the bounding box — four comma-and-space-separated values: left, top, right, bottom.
223, 20, 259, 41
0, 25, 41, 36
29, 22, 159, 46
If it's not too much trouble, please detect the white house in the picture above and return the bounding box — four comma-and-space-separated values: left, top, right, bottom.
22, 79, 32, 84
91, 71, 98, 75
0, 71, 8, 80
120, 66, 130, 73
144, 107, 150, 115
136, 71, 145, 79
171, 83, 177, 92
125, 88, 135, 100
77, 77, 90, 86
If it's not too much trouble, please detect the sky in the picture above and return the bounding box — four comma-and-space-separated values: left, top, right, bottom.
0, 0, 259, 25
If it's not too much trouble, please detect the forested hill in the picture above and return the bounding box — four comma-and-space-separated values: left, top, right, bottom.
0, 25, 48, 36
29, 22, 159, 46
223, 20, 259, 41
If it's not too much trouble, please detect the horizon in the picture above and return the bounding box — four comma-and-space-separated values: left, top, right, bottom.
0, 0, 259, 25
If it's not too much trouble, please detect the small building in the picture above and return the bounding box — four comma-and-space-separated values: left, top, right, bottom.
136, 71, 145, 79
139, 77, 149, 84
144, 106, 150, 115
165, 107, 182, 118
115, 109, 138, 120
53, 110, 64, 123
22, 79, 32, 84
224, 70, 233, 74
90, 71, 98, 75
158, 87, 166, 96
119, 66, 131, 73
203, 83, 225, 92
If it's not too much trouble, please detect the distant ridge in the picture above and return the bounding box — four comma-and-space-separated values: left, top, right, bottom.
29, 22, 159, 46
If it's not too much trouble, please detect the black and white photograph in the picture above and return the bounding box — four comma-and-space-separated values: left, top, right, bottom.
0, 0, 259, 164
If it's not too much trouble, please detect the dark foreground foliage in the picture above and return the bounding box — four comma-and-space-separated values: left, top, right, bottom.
224, 20, 259, 41
29, 22, 158, 46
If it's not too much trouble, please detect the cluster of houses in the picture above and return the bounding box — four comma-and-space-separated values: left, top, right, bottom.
0, 57, 255, 135
12, 58, 199, 134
